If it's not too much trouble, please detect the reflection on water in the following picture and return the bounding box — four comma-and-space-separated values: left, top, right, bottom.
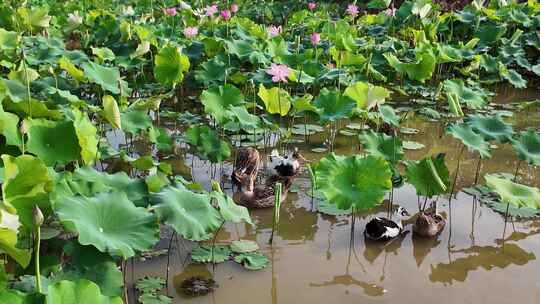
127, 89, 540, 304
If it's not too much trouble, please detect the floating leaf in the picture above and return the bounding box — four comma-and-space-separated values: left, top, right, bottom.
136, 277, 165, 294
191, 245, 231, 263
403, 141, 425, 150
54, 191, 159, 259
447, 123, 491, 159
234, 252, 269, 270
485, 174, 540, 210
314, 154, 392, 210
230, 240, 259, 253
511, 130, 540, 166
154, 185, 221, 241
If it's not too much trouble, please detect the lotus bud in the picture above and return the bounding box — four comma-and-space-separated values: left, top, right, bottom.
32, 206, 44, 227
20, 119, 29, 135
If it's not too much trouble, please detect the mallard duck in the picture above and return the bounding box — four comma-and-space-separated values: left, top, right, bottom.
233, 175, 292, 209
231, 147, 260, 191
364, 207, 410, 241
268, 148, 305, 177
413, 212, 446, 238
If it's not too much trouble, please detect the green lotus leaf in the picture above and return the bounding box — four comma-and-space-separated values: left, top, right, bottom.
467, 114, 514, 143
511, 130, 540, 166
403, 141, 425, 150
185, 125, 231, 163
233, 252, 269, 270
384, 50, 436, 83
195, 57, 228, 84
135, 276, 165, 294
258, 84, 292, 116
1, 154, 52, 229
485, 174, 540, 210
200, 84, 245, 124
18, 7, 51, 30
378, 105, 400, 127
59, 57, 85, 82
47, 279, 122, 304
102, 95, 121, 129
121, 109, 152, 135
475, 23, 506, 47
0, 79, 29, 103
148, 127, 173, 153
316, 198, 352, 215
313, 88, 356, 123
0, 210, 31, 267
154, 45, 190, 87
210, 187, 252, 225
0, 104, 22, 149
26, 119, 80, 165
138, 293, 172, 304
344, 81, 390, 110
62, 243, 123, 297
499, 63, 527, 89
314, 154, 392, 210
191, 245, 231, 263
54, 191, 159, 259
291, 94, 316, 113
0, 288, 35, 304
405, 154, 450, 198
359, 130, 403, 165
447, 123, 491, 159
154, 185, 221, 241
230, 240, 259, 253
0, 28, 19, 51
443, 79, 488, 109
91, 47, 115, 62
228, 106, 260, 130
73, 109, 99, 165
82, 62, 124, 95
485, 200, 539, 219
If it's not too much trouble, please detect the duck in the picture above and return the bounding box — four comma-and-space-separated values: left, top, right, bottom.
268, 148, 305, 177
233, 175, 293, 209
231, 147, 260, 191
413, 212, 446, 238
364, 207, 410, 241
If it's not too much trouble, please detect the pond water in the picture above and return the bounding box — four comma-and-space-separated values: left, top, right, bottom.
126, 86, 540, 304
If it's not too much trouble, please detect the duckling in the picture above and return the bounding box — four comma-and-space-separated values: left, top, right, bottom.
233, 175, 292, 209
268, 148, 305, 177
231, 147, 260, 191
413, 212, 446, 238
364, 207, 410, 241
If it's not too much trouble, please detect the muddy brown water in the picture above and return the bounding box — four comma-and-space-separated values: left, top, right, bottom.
126, 87, 540, 304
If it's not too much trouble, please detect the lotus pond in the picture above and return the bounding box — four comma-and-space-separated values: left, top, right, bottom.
1, 1, 540, 304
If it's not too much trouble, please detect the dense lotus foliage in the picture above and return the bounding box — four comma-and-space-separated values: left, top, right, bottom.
0, 0, 539, 303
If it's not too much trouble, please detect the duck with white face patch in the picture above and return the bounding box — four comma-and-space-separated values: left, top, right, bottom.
364, 207, 410, 241
268, 148, 305, 177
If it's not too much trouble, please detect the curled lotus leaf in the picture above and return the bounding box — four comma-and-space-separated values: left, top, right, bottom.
467, 114, 514, 143
511, 129, 540, 166
233, 252, 269, 270
485, 174, 540, 210
447, 122, 491, 159
405, 153, 450, 198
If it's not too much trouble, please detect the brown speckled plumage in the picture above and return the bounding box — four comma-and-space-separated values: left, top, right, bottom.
413, 212, 446, 237
231, 147, 260, 191
233, 175, 293, 209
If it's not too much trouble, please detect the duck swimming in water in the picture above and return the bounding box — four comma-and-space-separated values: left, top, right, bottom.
413, 209, 446, 238
231, 147, 260, 191
364, 207, 410, 241
268, 148, 305, 177
233, 175, 293, 209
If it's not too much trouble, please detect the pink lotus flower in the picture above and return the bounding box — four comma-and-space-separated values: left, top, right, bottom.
267, 25, 282, 38
384, 7, 396, 17
346, 4, 359, 16
266, 63, 290, 83
311, 33, 321, 46
184, 26, 198, 38
221, 9, 231, 20
308, 2, 317, 11
164, 7, 177, 16
205, 4, 218, 16
231, 3, 239, 13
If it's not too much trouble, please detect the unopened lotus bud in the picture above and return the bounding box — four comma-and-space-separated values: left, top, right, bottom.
32, 206, 44, 227
20, 119, 29, 135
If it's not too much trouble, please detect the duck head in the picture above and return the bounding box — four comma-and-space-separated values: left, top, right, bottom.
268, 148, 305, 177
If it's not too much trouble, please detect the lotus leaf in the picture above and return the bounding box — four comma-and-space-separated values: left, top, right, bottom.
511, 130, 540, 166
405, 154, 450, 197
485, 174, 540, 210
499, 63, 527, 89
384, 50, 436, 83
467, 114, 514, 143
230, 240, 259, 253
344, 81, 390, 110
54, 191, 159, 259
359, 130, 403, 165
136, 276, 165, 294
447, 123, 491, 159
47, 279, 122, 304
314, 154, 392, 210
26, 119, 80, 165
443, 79, 488, 109
210, 188, 252, 225
185, 125, 231, 163
154, 185, 221, 241
102, 95, 121, 129
0, 104, 22, 149
234, 252, 269, 270
201, 84, 245, 124
154, 45, 190, 87
72, 109, 99, 165
121, 109, 152, 135
191, 245, 231, 263
82, 62, 124, 95
0, 210, 31, 267
258, 84, 292, 116
403, 141, 425, 150
313, 88, 356, 123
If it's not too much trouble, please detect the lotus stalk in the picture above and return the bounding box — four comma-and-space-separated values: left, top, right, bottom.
32, 206, 44, 293
269, 182, 283, 244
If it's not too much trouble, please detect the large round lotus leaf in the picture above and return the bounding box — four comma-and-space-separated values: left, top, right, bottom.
54, 191, 159, 259
467, 114, 514, 143
209, 191, 252, 225
82, 61, 123, 95
383, 50, 436, 83
191, 245, 231, 263
135, 276, 166, 294
442, 79, 488, 109
200, 84, 245, 124
314, 153, 392, 210
359, 130, 403, 165
154, 45, 190, 87
47, 279, 122, 304
154, 185, 222, 241
447, 122, 491, 159
120, 109, 152, 135
313, 88, 356, 123
511, 130, 540, 166
230, 240, 259, 253
0, 104, 22, 148
485, 174, 540, 209
344, 81, 390, 110
405, 154, 450, 197
233, 252, 269, 270
26, 119, 81, 166
185, 125, 231, 163
1, 154, 53, 229
257, 84, 292, 116
378, 105, 400, 126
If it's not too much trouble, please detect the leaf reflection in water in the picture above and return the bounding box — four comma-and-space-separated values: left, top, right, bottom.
309, 274, 386, 297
